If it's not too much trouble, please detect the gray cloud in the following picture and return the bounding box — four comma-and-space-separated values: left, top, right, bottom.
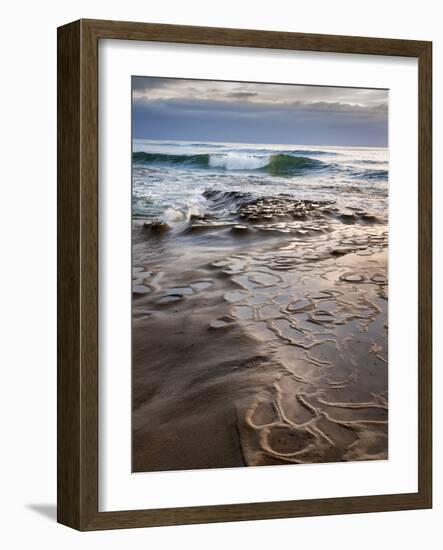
133, 76, 387, 107
132, 76, 169, 92
132, 76, 388, 146
227, 91, 259, 99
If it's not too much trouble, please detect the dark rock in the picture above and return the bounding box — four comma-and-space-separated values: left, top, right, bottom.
143, 220, 170, 235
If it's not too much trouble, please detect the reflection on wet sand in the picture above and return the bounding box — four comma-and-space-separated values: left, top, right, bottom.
132, 194, 388, 472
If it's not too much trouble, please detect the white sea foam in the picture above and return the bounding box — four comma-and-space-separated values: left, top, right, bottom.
163, 199, 207, 224
132, 140, 389, 220
209, 153, 270, 171
164, 207, 186, 223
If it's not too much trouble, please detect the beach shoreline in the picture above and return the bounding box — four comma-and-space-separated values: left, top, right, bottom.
132, 192, 388, 472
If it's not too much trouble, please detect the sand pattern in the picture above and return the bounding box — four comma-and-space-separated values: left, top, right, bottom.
132, 194, 388, 471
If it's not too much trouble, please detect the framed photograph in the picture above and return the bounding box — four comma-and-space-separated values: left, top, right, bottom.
57, 19, 432, 530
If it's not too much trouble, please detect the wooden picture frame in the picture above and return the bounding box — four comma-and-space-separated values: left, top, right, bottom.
57, 18, 432, 530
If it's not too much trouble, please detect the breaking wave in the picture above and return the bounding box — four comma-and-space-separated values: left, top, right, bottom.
133, 151, 326, 175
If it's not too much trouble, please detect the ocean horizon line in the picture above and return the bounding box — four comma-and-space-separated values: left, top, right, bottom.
132, 137, 388, 150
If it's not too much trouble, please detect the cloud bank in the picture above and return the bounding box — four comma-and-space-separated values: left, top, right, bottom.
132, 77, 388, 147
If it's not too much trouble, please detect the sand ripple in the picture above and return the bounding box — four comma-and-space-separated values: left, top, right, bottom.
132, 196, 388, 471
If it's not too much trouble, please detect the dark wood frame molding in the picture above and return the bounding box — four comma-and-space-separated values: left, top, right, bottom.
57, 19, 432, 530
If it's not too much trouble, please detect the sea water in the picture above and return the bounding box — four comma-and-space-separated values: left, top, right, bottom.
132, 139, 388, 225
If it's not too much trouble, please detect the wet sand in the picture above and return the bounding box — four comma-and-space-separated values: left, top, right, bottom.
132, 194, 388, 472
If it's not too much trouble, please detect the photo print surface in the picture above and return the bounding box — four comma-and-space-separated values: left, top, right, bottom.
131, 77, 389, 473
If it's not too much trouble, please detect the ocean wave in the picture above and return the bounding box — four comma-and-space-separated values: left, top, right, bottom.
202, 189, 253, 212
349, 168, 388, 181
133, 151, 325, 175
133, 151, 210, 167
280, 149, 338, 156
209, 153, 269, 170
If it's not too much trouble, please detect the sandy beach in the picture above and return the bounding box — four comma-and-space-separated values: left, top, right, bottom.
132, 190, 388, 472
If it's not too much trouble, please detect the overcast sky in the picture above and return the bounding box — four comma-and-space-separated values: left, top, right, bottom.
132, 77, 388, 147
